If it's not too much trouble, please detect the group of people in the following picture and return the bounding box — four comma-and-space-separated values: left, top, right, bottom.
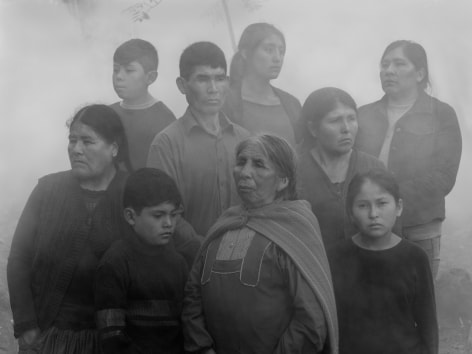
7, 21, 461, 354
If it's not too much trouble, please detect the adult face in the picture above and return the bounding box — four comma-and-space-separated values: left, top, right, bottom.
380, 46, 424, 99
246, 34, 285, 81
68, 122, 117, 185
233, 143, 287, 209
125, 202, 181, 246
113, 60, 155, 103
351, 180, 402, 240
309, 102, 358, 156
177, 65, 228, 117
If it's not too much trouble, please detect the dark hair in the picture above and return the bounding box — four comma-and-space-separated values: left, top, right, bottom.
179, 41, 227, 80
235, 134, 297, 201
68, 104, 132, 171
300, 87, 357, 144
123, 168, 182, 214
230, 22, 285, 86
381, 40, 430, 90
114, 38, 158, 73
346, 169, 401, 216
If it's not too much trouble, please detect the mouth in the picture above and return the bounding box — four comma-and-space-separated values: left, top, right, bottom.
368, 223, 383, 229
237, 184, 254, 192
160, 232, 173, 238
339, 138, 352, 145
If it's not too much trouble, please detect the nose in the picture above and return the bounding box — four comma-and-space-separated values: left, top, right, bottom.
273, 49, 283, 63
368, 205, 379, 219
207, 78, 218, 92
340, 119, 350, 133
114, 67, 125, 80
162, 214, 173, 227
239, 161, 253, 178
69, 141, 83, 155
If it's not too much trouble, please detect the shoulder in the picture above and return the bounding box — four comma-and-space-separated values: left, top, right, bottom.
153, 101, 177, 120
229, 120, 251, 138
150, 118, 184, 145
427, 95, 458, 122
354, 150, 385, 170
272, 86, 301, 107
37, 170, 75, 190
100, 239, 130, 266
358, 98, 385, 117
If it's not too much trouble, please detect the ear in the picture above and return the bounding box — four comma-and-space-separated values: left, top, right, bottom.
176, 77, 186, 95
307, 121, 318, 139
124, 207, 136, 225
111, 142, 119, 158
146, 70, 158, 85
240, 49, 248, 60
396, 198, 403, 217
276, 176, 289, 193
416, 67, 425, 84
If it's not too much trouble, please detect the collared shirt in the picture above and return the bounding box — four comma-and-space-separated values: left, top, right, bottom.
147, 108, 250, 236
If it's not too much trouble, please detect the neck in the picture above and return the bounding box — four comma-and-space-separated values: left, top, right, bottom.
241, 75, 275, 102
311, 147, 352, 183
122, 92, 155, 108
189, 107, 220, 135
79, 166, 117, 191
387, 88, 419, 106
353, 231, 401, 251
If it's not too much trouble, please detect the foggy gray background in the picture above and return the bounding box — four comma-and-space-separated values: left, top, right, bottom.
1, 0, 471, 273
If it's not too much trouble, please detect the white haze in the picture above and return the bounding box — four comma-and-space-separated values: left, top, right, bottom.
1, 0, 471, 270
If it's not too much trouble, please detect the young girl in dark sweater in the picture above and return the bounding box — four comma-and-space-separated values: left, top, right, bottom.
329, 169, 438, 354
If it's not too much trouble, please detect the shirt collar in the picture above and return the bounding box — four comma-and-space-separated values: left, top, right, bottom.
180, 107, 235, 135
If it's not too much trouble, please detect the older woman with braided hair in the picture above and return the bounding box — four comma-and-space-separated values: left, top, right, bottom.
182, 134, 338, 354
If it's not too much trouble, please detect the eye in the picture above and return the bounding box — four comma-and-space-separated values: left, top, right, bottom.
215, 75, 227, 82
254, 160, 265, 168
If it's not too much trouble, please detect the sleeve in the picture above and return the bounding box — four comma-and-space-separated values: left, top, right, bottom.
181, 248, 215, 353
94, 249, 131, 354
412, 248, 439, 354
146, 133, 181, 185
7, 183, 42, 337
274, 247, 328, 354
399, 103, 462, 200
173, 217, 203, 269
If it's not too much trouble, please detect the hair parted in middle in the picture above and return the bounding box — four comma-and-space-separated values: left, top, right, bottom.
235, 134, 298, 201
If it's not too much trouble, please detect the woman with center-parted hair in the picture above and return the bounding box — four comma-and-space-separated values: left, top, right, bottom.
297, 87, 385, 249
222, 23, 303, 146
7, 104, 132, 353
355, 40, 462, 279
182, 134, 338, 354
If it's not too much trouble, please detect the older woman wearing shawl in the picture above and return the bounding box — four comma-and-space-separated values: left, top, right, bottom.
182, 134, 338, 354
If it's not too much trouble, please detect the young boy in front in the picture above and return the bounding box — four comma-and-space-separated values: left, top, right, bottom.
95, 168, 188, 354
111, 39, 176, 170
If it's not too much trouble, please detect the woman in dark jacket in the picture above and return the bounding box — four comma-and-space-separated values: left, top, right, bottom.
222, 23, 302, 146
355, 40, 462, 278
297, 87, 384, 249
7, 104, 132, 353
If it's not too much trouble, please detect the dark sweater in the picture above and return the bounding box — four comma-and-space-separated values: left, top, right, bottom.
329, 239, 438, 354
7, 171, 128, 337
95, 236, 188, 354
111, 101, 176, 170
297, 149, 385, 248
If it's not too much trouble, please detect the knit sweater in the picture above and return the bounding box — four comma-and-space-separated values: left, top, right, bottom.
7, 170, 128, 337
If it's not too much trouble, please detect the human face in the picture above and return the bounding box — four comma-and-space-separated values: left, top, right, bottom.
177, 65, 228, 117
310, 103, 358, 156
233, 143, 287, 209
380, 47, 423, 99
351, 180, 402, 240
247, 34, 285, 81
126, 202, 181, 246
68, 122, 117, 185
113, 61, 154, 103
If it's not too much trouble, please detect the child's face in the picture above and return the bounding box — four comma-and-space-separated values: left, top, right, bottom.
350, 180, 402, 239
126, 202, 181, 246
113, 60, 153, 103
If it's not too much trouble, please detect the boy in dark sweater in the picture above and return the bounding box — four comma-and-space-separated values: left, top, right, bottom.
111, 39, 176, 170
95, 168, 188, 353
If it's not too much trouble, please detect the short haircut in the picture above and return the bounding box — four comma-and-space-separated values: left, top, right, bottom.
123, 168, 182, 213
346, 169, 401, 216
235, 134, 298, 201
68, 104, 132, 171
179, 41, 227, 80
114, 38, 158, 73
300, 87, 357, 145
